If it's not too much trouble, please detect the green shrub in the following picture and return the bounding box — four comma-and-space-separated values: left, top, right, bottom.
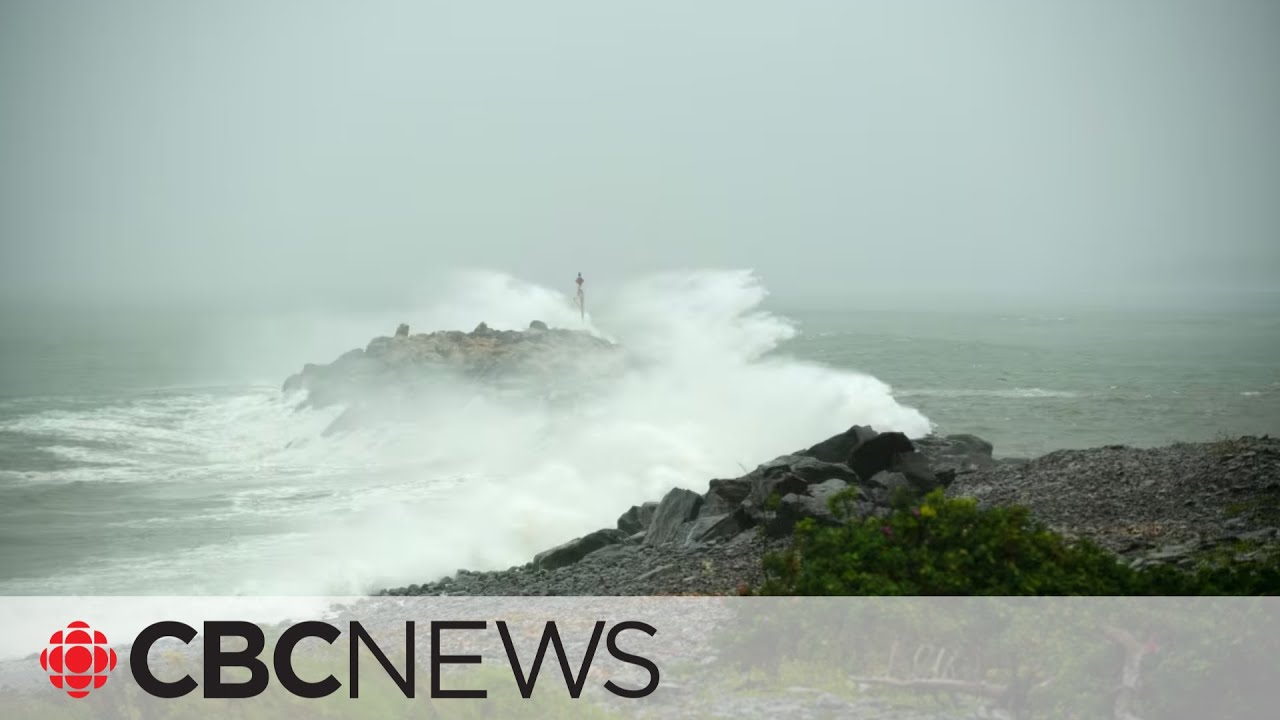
758, 488, 1280, 596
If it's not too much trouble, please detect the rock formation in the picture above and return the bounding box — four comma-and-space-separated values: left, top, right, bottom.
379, 430, 1280, 597
282, 321, 620, 432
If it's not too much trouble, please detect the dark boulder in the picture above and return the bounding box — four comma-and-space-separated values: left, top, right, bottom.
701, 477, 752, 516
528, 320, 549, 331
747, 455, 860, 506
728, 453, 878, 533
808, 477, 852, 508
685, 508, 753, 545
770, 494, 831, 536
799, 425, 878, 463
532, 528, 628, 570
870, 470, 910, 494
644, 488, 704, 546
616, 502, 659, 535
786, 456, 862, 484
845, 431, 949, 494
766, 479, 866, 536
912, 433, 996, 475
895, 451, 940, 491
395, 323, 410, 338
848, 432, 915, 482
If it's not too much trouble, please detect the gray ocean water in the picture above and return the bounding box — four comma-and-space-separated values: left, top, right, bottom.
1, 303, 1277, 596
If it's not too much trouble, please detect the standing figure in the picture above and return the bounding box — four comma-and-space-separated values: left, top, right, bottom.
575, 272, 585, 320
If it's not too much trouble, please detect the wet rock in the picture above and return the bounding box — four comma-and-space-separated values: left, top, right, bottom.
528, 320, 549, 331
617, 502, 659, 534
701, 477, 752, 516
797, 424, 878, 463
848, 432, 915, 482
914, 433, 996, 474
746, 456, 859, 505
282, 321, 619, 424
767, 480, 862, 536
808, 478, 851, 507
686, 509, 751, 544
533, 528, 628, 570
645, 488, 704, 546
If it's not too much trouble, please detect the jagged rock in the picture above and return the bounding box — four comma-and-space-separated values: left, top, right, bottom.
798, 425, 878, 463
528, 320, 549, 331
896, 451, 941, 491
775, 496, 825, 536
685, 509, 752, 545
645, 488, 704, 546
848, 432, 914, 481
914, 433, 996, 474
844, 431, 948, 494
395, 323, 410, 338
701, 477, 752, 517
808, 478, 851, 507
765, 479, 862, 536
870, 470, 910, 495
533, 528, 628, 570
380, 435, 1280, 598
785, 456, 862, 484
281, 321, 619, 422
617, 502, 659, 534
746, 455, 859, 506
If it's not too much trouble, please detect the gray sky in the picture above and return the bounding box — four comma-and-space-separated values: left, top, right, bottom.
2, 1, 1277, 311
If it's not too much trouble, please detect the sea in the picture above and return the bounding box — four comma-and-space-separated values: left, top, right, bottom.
1, 271, 1277, 596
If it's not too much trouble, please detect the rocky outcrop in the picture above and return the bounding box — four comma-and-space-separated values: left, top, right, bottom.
532, 528, 629, 571
797, 424, 878, 463
644, 489, 704, 546
516, 425, 974, 575
282, 321, 620, 431
914, 433, 996, 475
616, 502, 658, 535
383, 424, 1006, 595
380, 427, 1280, 597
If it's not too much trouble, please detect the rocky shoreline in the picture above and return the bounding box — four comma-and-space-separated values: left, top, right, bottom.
285, 322, 1280, 597
378, 427, 1278, 597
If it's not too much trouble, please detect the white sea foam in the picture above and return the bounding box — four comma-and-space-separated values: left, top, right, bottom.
0, 269, 931, 595
897, 387, 1080, 399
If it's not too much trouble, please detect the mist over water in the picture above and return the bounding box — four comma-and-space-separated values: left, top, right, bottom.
0, 270, 933, 595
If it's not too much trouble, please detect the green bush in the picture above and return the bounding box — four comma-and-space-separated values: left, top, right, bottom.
758, 488, 1280, 596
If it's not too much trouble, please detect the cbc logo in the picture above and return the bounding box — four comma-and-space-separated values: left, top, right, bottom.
39, 621, 118, 698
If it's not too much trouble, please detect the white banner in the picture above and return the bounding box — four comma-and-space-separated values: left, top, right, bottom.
2, 596, 1276, 718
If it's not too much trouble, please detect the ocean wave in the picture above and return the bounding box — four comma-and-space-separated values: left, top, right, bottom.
897, 387, 1081, 399
0, 269, 933, 596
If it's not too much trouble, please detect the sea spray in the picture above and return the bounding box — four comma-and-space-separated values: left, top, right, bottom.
284, 269, 931, 593
0, 269, 930, 595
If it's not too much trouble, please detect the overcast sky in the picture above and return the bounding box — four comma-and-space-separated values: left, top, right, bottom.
2, 1, 1277, 311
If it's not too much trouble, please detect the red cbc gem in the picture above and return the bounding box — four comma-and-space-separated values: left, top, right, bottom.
39, 621, 118, 699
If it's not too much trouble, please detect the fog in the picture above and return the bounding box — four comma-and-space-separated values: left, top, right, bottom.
2, 1, 1277, 312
